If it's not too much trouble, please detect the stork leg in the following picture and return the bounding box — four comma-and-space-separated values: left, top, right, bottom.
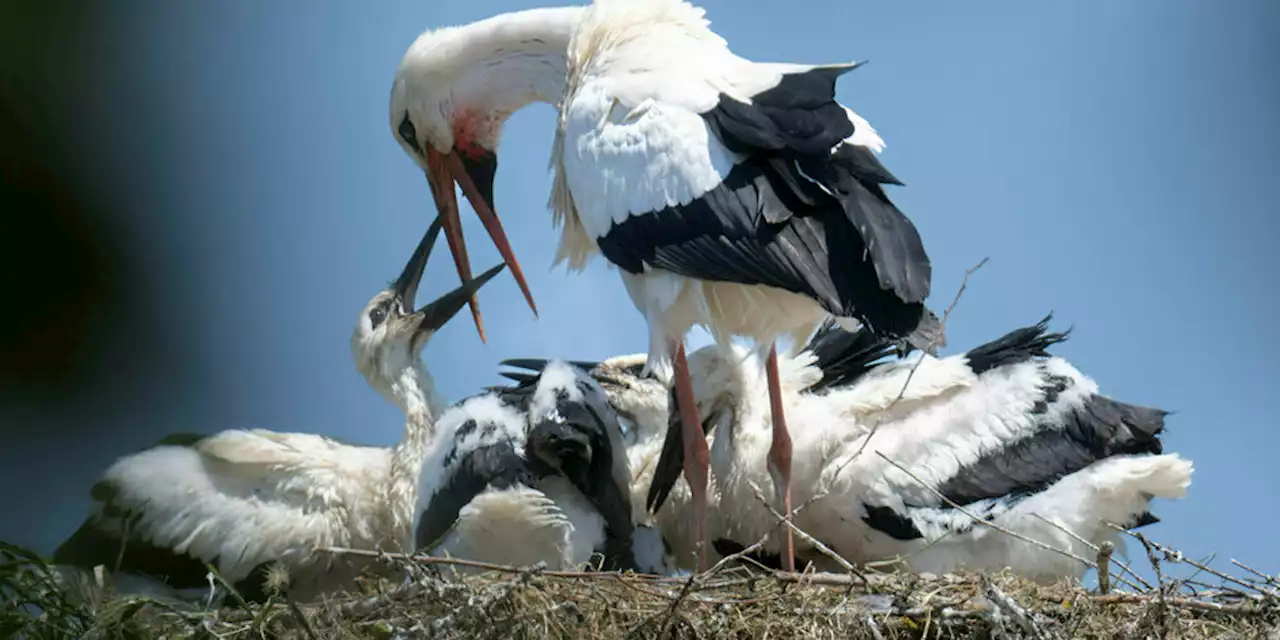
764, 343, 796, 573
672, 342, 710, 572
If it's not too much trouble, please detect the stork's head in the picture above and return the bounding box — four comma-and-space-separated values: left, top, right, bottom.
352, 215, 506, 401
389, 6, 585, 340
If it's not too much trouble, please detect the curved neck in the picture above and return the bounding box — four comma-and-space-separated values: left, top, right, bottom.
398, 6, 580, 149
453, 46, 570, 119
386, 361, 445, 548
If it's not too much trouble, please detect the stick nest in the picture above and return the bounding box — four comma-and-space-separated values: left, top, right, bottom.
5, 539, 1279, 640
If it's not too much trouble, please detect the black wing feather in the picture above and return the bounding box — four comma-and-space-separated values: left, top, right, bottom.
415, 436, 536, 550
935, 393, 1169, 507
861, 504, 924, 541
491, 363, 641, 570
597, 65, 935, 343
801, 320, 899, 393
711, 537, 803, 572
528, 373, 638, 571
963, 314, 1072, 375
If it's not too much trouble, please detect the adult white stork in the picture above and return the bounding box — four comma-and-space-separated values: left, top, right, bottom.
415, 359, 639, 572
390, 0, 943, 571
51, 219, 505, 602
505, 316, 1194, 581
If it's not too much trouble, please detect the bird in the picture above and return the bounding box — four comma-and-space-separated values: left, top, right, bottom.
504, 315, 1194, 582
650, 316, 1193, 580
498, 354, 705, 571
390, 0, 944, 571
51, 217, 506, 603
414, 359, 640, 572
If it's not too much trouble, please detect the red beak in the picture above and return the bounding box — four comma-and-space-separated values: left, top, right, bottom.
422, 146, 538, 343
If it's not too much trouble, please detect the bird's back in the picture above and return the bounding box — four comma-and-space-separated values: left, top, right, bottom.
54, 429, 399, 599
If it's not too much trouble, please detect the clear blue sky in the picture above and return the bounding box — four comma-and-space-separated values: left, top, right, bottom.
3, 0, 1277, 582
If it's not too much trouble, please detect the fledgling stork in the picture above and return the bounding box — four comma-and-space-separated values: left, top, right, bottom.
636, 317, 1193, 580
390, 0, 943, 571
415, 360, 638, 572
504, 316, 1195, 580
497, 355, 692, 572
51, 219, 505, 602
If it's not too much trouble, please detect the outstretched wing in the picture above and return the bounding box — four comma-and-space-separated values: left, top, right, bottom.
54, 429, 384, 591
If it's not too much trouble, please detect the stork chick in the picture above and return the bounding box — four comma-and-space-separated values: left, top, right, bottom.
52, 218, 505, 602
415, 360, 638, 572
501, 355, 718, 571
645, 316, 1194, 581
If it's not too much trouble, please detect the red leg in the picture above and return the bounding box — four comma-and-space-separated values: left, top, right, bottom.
672, 342, 710, 572
765, 343, 796, 573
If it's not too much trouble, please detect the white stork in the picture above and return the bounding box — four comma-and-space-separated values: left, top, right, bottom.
645, 317, 1193, 580
390, 0, 943, 571
504, 316, 1194, 581
51, 219, 505, 602
500, 354, 710, 570
414, 359, 641, 572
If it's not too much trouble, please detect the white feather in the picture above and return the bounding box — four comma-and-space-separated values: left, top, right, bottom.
631, 331, 1195, 582
415, 362, 635, 571
79, 429, 419, 601
428, 486, 574, 574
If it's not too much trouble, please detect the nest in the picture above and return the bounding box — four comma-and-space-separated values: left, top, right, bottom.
5, 538, 1280, 640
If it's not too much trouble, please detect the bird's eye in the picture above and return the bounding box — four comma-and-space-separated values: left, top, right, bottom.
368, 302, 390, 328
398, 113, 423, 155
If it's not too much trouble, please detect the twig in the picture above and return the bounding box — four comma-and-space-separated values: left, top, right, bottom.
864, 614, 886, 640
285, 597, 319, 640
1092, 593, 1270, 615
1132, 531, 1170, 636
775, 571, 883, 587
942, 257, 990, 322
316, 547, 669, 581
982, 575, 1056, 640
1232, 559, 1279, 588
1105, 524, 1275, 599
874, 451, 1095, 570
1031, 513, 1143, 591
704, 537, 769, 577
1096, 541, 1115, 595
429, 569, 534, 634
659, 572, 699, 639
773, 571, 1273, 616
746, 481, 865, 584
334, 580, 425, 618
849, 257, 990, 465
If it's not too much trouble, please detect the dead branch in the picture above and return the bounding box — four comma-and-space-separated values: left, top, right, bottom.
983, 575, 1058, 640
316, 547, 671, 582
1105, 523, 1277, 600
1097, 541, 1115, 595
746, 480, 865, 583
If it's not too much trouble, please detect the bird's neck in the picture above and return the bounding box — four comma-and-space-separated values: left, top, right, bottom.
453, 47, 570, 118
386, 361, 444, 548
435, 7, 580, 147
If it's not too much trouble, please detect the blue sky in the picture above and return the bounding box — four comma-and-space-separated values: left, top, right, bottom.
3, 0, 1277, 583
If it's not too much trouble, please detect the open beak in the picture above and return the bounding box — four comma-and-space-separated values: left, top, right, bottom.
393, 214, 509, 344
389, 213, 443, 316
411, 261, 507, 342
423, 146, 538, 344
